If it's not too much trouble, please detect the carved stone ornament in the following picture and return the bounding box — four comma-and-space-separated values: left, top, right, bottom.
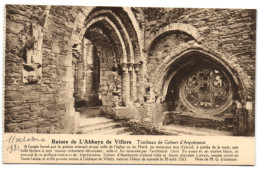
22, 23, 43, 84
179, 66, 233, 114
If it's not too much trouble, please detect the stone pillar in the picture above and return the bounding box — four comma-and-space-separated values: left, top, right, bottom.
245, 101, 254, 136
237, 108, 249, 136
134, 63, 144, 104
133, 63, 140, 102
132, 69, 137, 102
121, 63, 130, 106
235, 100, 249, 136
62, 49, 80, 133
128, 63, 134, 102
72, 43, 82, 99
74, 63, 78, 95
81, 38, 89, 99
83, 40, 94, 102
77, 61, 83, 98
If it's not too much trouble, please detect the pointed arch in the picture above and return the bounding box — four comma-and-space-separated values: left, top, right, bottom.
153, 47, 251, 102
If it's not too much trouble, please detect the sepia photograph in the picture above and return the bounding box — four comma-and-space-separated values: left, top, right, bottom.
1, 0, 258, 166
4, 5, 256, 136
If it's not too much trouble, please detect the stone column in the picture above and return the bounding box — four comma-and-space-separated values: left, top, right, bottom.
121, 63, 130, 106
132, 69, 137, 102
83, 40, 94, 102
128, 63, 133, 102
62, 48, 80, 133
72, 43, 82, 99
245, 101, 254, 136
81, 38, 89, 99
132, 63, 139, 102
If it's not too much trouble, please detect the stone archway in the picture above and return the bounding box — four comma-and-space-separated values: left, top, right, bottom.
162, 50, 240, 114
145, 24, 252, 135
69, 7, 143, 122
152, 48, 250, 135
153, 47, 250, 103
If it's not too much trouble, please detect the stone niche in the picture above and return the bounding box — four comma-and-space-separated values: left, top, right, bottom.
20, 5, 50, 85
159, 52, 241, 134
22, 23, 43, 84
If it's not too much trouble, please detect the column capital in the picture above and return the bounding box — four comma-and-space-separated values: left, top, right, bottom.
120, 62, 128, 72
133, 63, 140, 72
121, 62, 141, 72
72, 43, 82, 60
127, 63, 134, 72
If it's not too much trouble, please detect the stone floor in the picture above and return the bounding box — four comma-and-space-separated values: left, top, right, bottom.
76, 106, 233, 136
160, 124, 233, 136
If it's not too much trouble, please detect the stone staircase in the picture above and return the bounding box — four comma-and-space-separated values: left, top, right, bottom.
76, 106, 132, 135
78, 116, 233, 136
76, 107, 233, 136
78, 117, 132, 135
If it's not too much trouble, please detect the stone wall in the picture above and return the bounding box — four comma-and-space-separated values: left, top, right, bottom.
143, 8, 256, 135
144, 8, 256, 100
4, 6, 256, 136
5, 5, 81, 133
4, 5, 143, 133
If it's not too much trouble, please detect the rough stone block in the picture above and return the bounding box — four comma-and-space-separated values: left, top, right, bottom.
41, 110, 56, 118
22, 121, 35, 129
6, 21, 24, 34
5, 123, 18, 132
47, 104, 66, 111
114, 107, 137, 120
37, 127, 50, 133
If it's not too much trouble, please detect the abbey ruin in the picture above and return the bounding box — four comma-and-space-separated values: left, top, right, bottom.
4, 5, 256, 136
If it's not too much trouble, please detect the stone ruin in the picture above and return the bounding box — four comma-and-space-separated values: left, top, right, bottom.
4, 5, 256, 135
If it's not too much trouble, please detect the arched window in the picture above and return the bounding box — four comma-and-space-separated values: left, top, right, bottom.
179, 65, 232, 114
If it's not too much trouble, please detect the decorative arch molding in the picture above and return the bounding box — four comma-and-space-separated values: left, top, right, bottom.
83, 16, 128, 62
68, 6, 145, 107
72, 7, 144, 63
85, 7, 144, 62
147, 23, 201, 51
122, 7, 144, 62
84, 9, 134, 62
86, 27, 117, 61
152, 45, 252, 102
